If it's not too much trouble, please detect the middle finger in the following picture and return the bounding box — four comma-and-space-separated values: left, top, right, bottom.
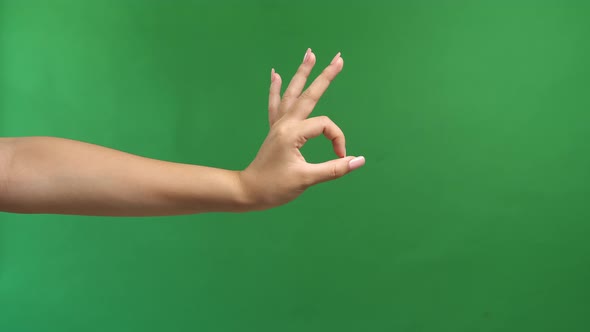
280, 48, 316, 115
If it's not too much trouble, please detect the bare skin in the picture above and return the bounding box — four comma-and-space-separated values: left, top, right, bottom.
0, 49, 365, 216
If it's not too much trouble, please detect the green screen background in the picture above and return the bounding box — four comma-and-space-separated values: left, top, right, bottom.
2, 1, 590, 331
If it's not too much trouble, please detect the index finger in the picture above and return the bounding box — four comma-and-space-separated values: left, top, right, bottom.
288, 52, 344, 120
300, 116, 346, 158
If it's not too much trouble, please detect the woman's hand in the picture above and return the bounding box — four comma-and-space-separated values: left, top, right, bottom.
0, 50, 363, 216
239, 49, 365, 210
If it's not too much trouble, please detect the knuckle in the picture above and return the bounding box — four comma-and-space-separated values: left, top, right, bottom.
330, 164, 344, 179
318, 115, 331, 125
273, 124, 293, 141
321, 69, 335, 81
297, 65, 308, 74
301, 89, 318, 102
274, 125, 288, 137
330, 165, 338, 178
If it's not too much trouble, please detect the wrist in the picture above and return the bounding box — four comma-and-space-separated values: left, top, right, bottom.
229, 170, 257, 212
235, 169, 270, 212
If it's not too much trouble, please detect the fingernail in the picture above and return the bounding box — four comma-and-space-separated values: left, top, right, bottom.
330, 52, 341, 65
303, 48, 311, 63
271, 68, 275, 82
348, 156, 365, 171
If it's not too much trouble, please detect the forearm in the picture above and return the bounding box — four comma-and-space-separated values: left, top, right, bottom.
0, 137, 252, 216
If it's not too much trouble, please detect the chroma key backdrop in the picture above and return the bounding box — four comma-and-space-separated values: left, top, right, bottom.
1, 1, 590, 331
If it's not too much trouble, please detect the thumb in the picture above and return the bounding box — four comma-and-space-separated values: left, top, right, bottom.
307, 156, 365, 185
